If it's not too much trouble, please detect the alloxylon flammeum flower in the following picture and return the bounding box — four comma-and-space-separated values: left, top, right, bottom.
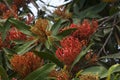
72, 19, 98, 41
0, 3, 7, 12
7, 27, 26, 41
56, 19, 98, 65
31, 18, 51, 42
54, 6, 72, 19
85, 51, 98, 65
79, 74, 99, 80
56, 36, 82, 65
49, 70, 70, 80
10, 52, 43, 78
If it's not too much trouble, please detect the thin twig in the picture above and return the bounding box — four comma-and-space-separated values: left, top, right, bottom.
97, 28, 113, 56
3, 0, 15, 16
98, 13, 119, 28
98, 20, 120, 30
98, 16, 114, 27
97, 16, 109, 22
31, 0, 39, 11
97, 15, 117, 56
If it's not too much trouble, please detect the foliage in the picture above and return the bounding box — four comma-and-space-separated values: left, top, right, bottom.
0, 0, 120, 80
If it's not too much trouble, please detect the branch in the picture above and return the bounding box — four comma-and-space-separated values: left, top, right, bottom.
97, 15, 118, 56
97, 28, 113, 56
3, 0, 16, 16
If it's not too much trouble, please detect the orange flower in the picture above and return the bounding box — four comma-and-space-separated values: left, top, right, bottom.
79, 74, 99, 80
0, 3, 7, 12
31, 18, 51, 42
7, 27, 26, 41
10, 52, 43, 78
72, 20, 91, 40
54, 6, 72, 19
72, 19, 98, 40
49, 70, 70, 80
85, 51, 98, 65
56, 36, 82, 65
3, 5, 18, 19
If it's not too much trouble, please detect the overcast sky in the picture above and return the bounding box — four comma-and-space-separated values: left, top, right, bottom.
28, 0, 72, 16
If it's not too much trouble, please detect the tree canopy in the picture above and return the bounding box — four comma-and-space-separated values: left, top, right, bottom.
0, 0, 120, 80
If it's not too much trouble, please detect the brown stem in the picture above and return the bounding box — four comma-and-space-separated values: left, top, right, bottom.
3, 0, 16, 16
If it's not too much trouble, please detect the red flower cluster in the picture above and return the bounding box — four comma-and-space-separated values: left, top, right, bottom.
10, 52, 43, 78
0, 4, 18, 19
56, 19, 98, 65
0, 3, 7, 12
7, 27, 26, 41
56, 36, 82, 65
72, 19, 98, 40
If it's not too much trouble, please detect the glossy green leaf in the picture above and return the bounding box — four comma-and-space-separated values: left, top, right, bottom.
8, 18, 33, 36
15, 39, 37, 55
73, 0, 86, 15
3, 48, 15, 57
34, 51, 63, 67
72, 78, 79, 80
56, 28, 77, 40
71, 43, 93, 70
0, 66, 9, 80
100, 52, 120, 59
109, 7, 119, 16
0, 25, 3, 32
24, 63, 56, 80
51, 19, 63, 35
75, 2, 107, 19
0, 52, 3, 65
81, 66, 108, 78
106, 64, 120, 80
1, 20, 11, 41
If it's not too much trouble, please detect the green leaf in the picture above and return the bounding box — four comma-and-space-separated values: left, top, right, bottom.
51, 19, 63, 35
77, 0, 86, 10
71, 43, 93, 70
81, 66, 108, 78
34, 51, 63, 67
106, 64, 120, 80
8, 18, 33, 36
0, 53, 3, 66
3, 48, 15, 58
81, 64, 120, 79
109, 7, 119, 16
73, 0, 86, 14
15, 39, 37, 55
1, 20, 11, 41
75, 2, 107, 19
100, 52, 120, 59
55, 28, 77, 40
72, 78, 79, 80
0, 25, 3, 32
24, 63, 56, 80
0, 66, 9, 80
103, 27, 112, 36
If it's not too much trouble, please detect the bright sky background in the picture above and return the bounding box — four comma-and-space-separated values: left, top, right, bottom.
28, 0, 72, 17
